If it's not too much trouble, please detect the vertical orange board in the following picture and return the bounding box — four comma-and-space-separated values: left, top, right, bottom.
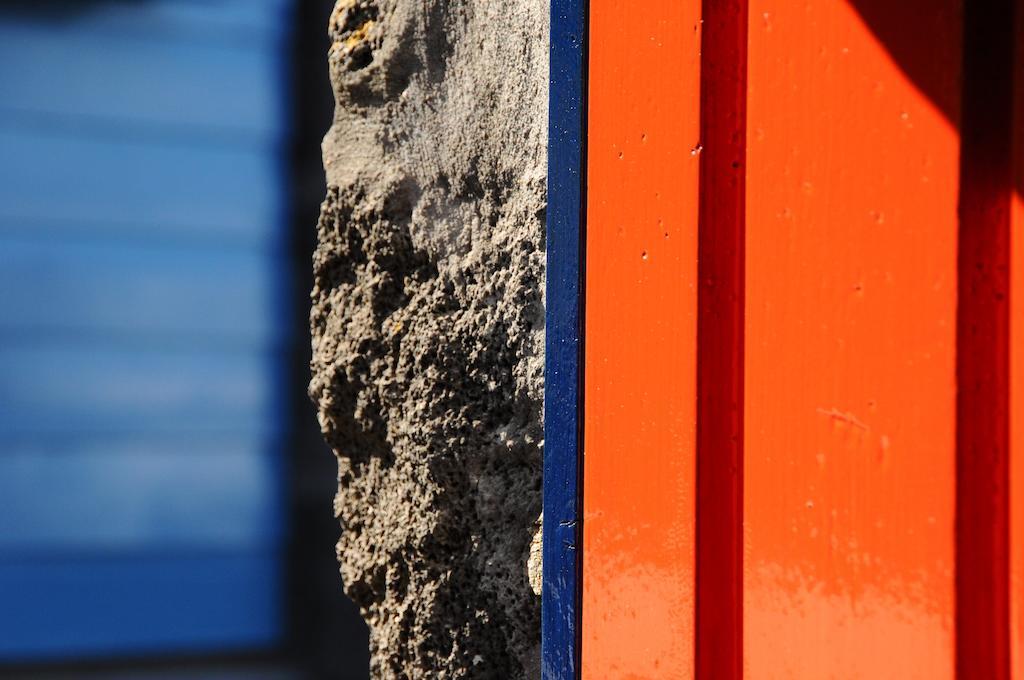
1012, 3, 1024, 676
743, 1, 961, 677
582, 0, 702, 676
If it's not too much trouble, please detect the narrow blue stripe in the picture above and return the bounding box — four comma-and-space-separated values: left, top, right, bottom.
542, 0, 586, 677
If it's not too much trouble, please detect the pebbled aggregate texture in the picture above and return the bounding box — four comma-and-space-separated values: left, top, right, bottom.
309, 0, 547, 676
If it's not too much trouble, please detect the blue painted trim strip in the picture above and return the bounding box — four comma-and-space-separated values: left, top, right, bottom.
542, 0, 586, 677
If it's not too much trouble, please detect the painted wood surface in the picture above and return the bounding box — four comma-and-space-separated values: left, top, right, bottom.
1012, 104, 1024, 680
1015, 187, 1024, 666
0, 239, 285, 343
956, 0, 1020, 674
0, 440, 281, 551
0, 21, 284, 137
0, 0, 291, 658
0, 345, 278, 434
694, 0, 747, 676
0, 128, 282, 246
0, 553, 280, 660
542, 0, 586, 676
743, 1, 961, 676
1010, 3, 1024, 678
582, 0, 702, 676
0, 0, 289, 42
546, 1, 1024, 677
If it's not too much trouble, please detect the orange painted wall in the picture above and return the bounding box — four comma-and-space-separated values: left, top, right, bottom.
575, 2, 1024, 677
582, 0, 702, 676
742, 0, 961, 677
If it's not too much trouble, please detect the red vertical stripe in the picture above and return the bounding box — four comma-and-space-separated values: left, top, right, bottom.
956, 0, 1017, 677
695, 0, 747, 677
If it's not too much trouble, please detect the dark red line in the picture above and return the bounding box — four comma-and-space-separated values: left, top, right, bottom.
955, 0, 1016, 677
695, 0, 747, 677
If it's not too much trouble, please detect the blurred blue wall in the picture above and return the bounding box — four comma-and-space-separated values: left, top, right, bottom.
0, 0, 293, 660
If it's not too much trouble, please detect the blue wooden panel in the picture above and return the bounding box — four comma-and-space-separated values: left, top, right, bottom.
0, 553, 281, 660
542, 0, 586, 677
0, 0, 292, 660
0, 21, 284, 136
0, 238, 287, 343
0, 0, 290, 42
0, 344, 280, 434
0, 128, 283, 246
0, 439, 281, 551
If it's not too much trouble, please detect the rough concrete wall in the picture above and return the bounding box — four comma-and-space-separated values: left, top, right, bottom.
309, 0, 547, 677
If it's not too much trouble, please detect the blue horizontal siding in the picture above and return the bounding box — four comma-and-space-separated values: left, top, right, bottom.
0, 553, 281, 660
0, 344, 280, 434
0, 238, 287, 344
0, 128, 284, 246
0, 0, 290, 43
0, 0, 293, 659
0, 439, 281, 552
0, 21, 285, 136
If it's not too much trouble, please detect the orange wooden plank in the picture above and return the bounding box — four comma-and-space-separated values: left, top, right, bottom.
582, 0, 702, 676
1012, 3, 1024, 676
743, 1, 961, 677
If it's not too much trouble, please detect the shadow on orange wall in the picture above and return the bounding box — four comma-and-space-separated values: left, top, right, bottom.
847, 0, 1020, 197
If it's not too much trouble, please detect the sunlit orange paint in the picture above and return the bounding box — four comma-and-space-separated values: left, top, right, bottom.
582, 0, 702, 676
743, 0, 960, 677
1011, 5, 1024, 676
